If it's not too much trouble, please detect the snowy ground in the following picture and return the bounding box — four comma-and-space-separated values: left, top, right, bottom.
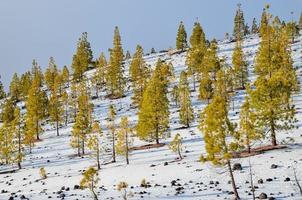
0, 33, 302, 200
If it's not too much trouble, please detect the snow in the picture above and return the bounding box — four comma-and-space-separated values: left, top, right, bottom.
0, 33, 302, 200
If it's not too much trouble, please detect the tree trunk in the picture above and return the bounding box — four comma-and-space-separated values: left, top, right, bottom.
18, 127, 22, 169
82, 139, 85, 155
246, 135, 251, 154
112, 131, 116, 163
36, 120, 40, 141
270, 114, 277, 146
193, 74, 196, 91
91, 180, 98, 200
177, 144, 182, 160
77, 135, 81, 157
227, 160, 240, 200
126, 131, 129, 165
56, 120, 59, 136
97, 143, 100, 170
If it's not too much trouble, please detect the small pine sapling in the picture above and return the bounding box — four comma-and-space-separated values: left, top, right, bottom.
169, 133, 183, 160
40, 167, 47, 179
80, 167, 99, 200
117, 181, 129, 200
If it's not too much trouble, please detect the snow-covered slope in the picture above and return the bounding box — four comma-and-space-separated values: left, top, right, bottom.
1, 34, 302, 200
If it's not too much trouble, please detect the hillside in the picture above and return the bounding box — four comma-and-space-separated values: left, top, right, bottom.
0, 33, 302, 200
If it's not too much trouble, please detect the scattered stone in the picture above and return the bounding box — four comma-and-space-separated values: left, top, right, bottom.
73, 185, 80, 190
270, 164, 278, 169
266, 178, 273, 182
164, 162, 168, 166
259, 193, 268, 199
232, 163, 242, 171
284, 177, 290, 182
258, 179, 264, 184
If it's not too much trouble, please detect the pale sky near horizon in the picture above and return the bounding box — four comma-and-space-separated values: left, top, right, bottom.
0, 0, 301, 90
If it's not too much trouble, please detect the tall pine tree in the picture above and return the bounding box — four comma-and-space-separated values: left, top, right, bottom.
186, 21, 207, 90
129, 45, 150, 107
106, 27, 125, 98
178, 71, 194, 127
199, 95, 240, 199
176, 21, 188, 51
137, 59, 170, 144
250, 8, 299, 146
72, 32, 93, 81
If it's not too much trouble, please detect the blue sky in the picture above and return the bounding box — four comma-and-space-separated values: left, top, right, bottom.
0, 0, 301, 89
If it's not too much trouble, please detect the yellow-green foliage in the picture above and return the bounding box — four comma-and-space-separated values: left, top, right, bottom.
117, 181, 129, 200
116, 116, 133, 164
80, 167, 99, 200
169, 133, 183, 159
72, 32, 93, 81
176, 21, 188, 51
106, 26, 125, 98
137, 59, 170, 144
239, 95, 263, 151
71, 82, 93, 156
178, 71, 194, 127
199, 95, 239, 166
250, 7, 299, 146
129, 45, 150, 106
40, 167, 47, 179
232, 40, 248, 89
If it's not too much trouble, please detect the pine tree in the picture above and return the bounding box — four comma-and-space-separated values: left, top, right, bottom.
251, 9, 299, 146
25, 76, 47, 141
69, 81, 79, 122
12, 107, 24, 169
31, 59, 44, 87
125, 50, 131, 60
40, 167, 47, 179
129, 45, 150, 106
176, 21, 188, 51
198, 71, 213, 104
186, 22, 207, 90
62, 66, 70, 87
87, 121, 102, 170
251, 18, 259, 34
0, 98, 15, 164
107, 104, 117, 162
62, 91, 69, 126
137, 59, 170, 144
259, 6, 269, 37
106, 26, 125, 98
116, 116, 133, 165
233, 3, 246, 40
150, 47, 156, 54
171, 85, 180, 106
49, 74, 64, 136
239, 94, 263, 153
200, 40, 220, 79
169, 133, 183, 160
80, 167, 99, 200
232, 40, 248, 89
117, 181, 129, 200
45, 57, 59, 92
72, 32, 93, 81
199, 95, 240, 199
71, 82, 93, 156
0, 75, 6, 100
178, 71, 194, 127
9, 73, 21, 103
92, 53, 107, 98
20, 71, 32, 99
